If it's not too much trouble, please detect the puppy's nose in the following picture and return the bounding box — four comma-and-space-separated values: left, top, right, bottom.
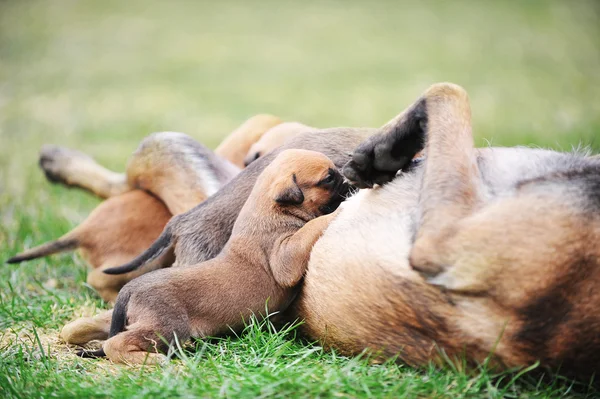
333, 172, 350, 196
337, 180, 351, 198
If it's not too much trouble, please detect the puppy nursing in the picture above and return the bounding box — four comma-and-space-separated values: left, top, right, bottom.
84, 149, 347, 364
9, 82, 600, 380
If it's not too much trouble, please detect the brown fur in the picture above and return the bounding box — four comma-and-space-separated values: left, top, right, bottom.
101, 126, 375, 276
58, 126, 375, 345
125, 132, 239, 215
215, 114, 283, 168
37, 115, 281, 201
11, 131, 241, 301
298, 83, 600, 379
96, 150, 346, 364
39, 145, 130, 199
8, 190, 171, 302
30, 84, 600, 380
243, 122, 314, 166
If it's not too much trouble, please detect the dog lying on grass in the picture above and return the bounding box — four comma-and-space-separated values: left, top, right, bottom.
8, 82, 600, 381
78, 149, 347, 364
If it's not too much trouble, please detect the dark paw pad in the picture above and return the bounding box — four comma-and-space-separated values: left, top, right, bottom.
343, 100, 427, 189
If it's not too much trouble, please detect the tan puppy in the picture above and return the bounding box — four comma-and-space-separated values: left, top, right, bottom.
243, 122, 314, 166
37, 115, 281, 200
9, 116, 277, 301
7, 190, 171, 303
80, 149, 348, 364
215, 114, 283, 169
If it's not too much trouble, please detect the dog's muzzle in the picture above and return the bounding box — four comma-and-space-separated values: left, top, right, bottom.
319, 176, 351, 215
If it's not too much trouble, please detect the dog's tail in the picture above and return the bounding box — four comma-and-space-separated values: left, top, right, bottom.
6, 232, 80, 264
77, 289, 133, 359
102, 225, 175, 275
109, 288, 132, 337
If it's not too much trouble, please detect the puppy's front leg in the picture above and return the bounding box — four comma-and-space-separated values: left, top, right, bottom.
270, 211, 339, 287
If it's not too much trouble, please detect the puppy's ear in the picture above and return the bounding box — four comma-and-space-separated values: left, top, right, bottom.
275, 174, 304, 205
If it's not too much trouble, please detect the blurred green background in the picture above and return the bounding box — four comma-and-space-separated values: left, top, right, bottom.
0, 2, 599, 396
1, 0, 599, 256
2, 0, 599, 184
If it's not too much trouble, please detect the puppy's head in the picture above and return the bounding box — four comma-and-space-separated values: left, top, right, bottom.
244, 122, 313, 167
267, 149, 349, 220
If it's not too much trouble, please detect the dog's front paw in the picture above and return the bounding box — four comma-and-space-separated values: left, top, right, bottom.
39, 145, 94, 185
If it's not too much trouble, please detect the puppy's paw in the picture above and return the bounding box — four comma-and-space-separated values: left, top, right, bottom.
60, 316, 110, 345
342, 101, 427, 189
39, 145, 95, 185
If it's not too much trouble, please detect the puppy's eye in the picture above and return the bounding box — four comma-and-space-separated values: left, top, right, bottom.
322, 172, 335, 184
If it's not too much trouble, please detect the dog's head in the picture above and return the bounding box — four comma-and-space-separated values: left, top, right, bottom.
244, 122, 313, 167
266, 149, 349, 220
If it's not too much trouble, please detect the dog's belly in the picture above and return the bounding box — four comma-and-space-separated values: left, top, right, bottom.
296, 173, 458, 363
297, 147, 593, 363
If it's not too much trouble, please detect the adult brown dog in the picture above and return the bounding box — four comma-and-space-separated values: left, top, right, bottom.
79, 149, 347, 364
298, 83, 600, 380
11, 83, 600, 381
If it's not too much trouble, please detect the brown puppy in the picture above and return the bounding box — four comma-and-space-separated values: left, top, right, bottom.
80, 149, 347, 364
9, 132, 241, 302
243, 122, 314, 166
15, 114, 278, 275
7, 190, 171, 303
37, 114, 281, 200
58, 128, 372, 346
98, 128, 373, 277
215, 114, 283, 169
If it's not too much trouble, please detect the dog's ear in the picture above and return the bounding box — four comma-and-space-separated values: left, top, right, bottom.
275, 174, 304, 205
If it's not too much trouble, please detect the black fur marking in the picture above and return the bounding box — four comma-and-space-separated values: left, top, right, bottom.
244, 152, 261, 167
103, 225, 174, 275
515, 256, 595, 377
76, 348, 106, 358
342, 98, 428, 189
109, 289, 133, 338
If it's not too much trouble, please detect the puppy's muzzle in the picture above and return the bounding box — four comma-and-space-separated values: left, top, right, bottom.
319, 174, 351, 215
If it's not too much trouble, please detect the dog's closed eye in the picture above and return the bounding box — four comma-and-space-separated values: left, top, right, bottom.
318, 168, 337, 186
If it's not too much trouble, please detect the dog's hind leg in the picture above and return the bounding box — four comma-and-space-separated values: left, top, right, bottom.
38, 114, 279, 198
343, 83, 481, 277
405, 85, 482, 277
102, 329, 169, 365
39, 145, 130, 198
100, 133, 243, 275
126, 132, 240, 215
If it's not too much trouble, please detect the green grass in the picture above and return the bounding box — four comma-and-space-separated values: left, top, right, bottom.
0, 0, 599, 397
